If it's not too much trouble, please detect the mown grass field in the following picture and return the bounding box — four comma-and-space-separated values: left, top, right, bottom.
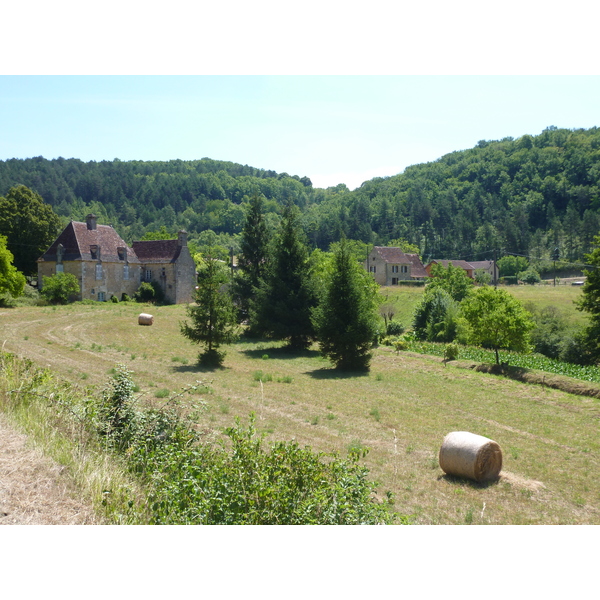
1, 283, 598, 525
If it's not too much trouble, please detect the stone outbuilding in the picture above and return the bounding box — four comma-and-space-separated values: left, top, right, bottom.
364, 246, 428, 286
37, 214, 196, 303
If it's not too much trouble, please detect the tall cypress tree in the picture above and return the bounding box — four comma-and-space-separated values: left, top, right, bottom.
249, 202, 316, 350
312, 238, 379, 370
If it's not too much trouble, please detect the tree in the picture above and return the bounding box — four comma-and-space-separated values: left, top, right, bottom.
575, 234, 600, 363
40, 272, 80, 304
497, 255, 529, 277
312, 238, 379, 371
427, 263, 474, 302
235, 193, 269, 323
180, 255, 239, 366
0, 235, 26, 299
460, 287, 535, 364
249, 202, 317, 350
0, 185, 62, 275
413, 287, 464, 343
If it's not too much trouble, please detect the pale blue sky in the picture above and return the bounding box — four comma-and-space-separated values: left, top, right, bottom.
2, 76, 600, 190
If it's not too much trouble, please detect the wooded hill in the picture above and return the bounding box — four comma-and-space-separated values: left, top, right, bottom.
2, 125, 600, 265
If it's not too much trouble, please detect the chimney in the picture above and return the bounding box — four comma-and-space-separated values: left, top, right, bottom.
86, 214, 97, 230
178, 230, 188, 247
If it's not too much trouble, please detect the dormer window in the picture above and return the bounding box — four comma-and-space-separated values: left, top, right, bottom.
117, 247, 126, 261
90, 245, 99, 260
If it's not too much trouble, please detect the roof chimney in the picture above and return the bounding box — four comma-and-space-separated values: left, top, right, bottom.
86, 214, 97, 230
178, 230, 188, 247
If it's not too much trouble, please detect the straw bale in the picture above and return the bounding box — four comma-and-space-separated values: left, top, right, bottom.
439, 431, 502, 482
138, 313, 154, 326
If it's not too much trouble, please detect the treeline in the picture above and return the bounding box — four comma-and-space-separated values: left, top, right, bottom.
2, 125, 600, 265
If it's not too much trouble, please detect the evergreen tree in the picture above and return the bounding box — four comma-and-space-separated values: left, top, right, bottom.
180, 255, 239, 366
249, 202, 316, 350
312, 238, 379, 370
235, 193, 269, 323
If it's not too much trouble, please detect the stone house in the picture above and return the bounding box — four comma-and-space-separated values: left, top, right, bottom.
425, 259, 498, 282
37, 214, 196, 303
364, 246, 428, 285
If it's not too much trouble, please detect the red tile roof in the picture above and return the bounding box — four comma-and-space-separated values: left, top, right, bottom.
131, 239, 182, 263
372, 246, 428, 278
39, 221, 140, 263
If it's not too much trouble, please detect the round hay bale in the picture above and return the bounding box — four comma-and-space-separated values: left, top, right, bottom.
138, 313, 154, 326
439, 431, 502, 482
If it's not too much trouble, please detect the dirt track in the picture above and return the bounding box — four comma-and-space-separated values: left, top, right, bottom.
0, 413, 98, 525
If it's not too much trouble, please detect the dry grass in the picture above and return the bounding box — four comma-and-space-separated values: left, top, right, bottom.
1, 300, 599, 524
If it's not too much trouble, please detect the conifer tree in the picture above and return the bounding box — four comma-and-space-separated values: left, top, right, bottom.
180, 255, 239, 366
249, 202, 316, 350
312, 238, 379, 370
235, 193, 269, 323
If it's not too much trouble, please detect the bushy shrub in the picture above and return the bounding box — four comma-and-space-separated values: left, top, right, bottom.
40, 272, 80, 304
134, 281, 164, 303
386, 320, 405, 336
121, 293, 131, 302
519, 268, 541, 285
110, 294, 119, 303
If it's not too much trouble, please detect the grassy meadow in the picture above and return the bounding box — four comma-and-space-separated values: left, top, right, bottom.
1, 282, 598, 524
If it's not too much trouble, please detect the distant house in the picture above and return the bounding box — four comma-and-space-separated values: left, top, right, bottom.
37, 214, 196, 303
425, 259, 498, 282
364, 246, 428, 286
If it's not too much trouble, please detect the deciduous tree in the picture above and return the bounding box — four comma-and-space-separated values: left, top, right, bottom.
0, 235, 26, 299
0, 185, 62, 275
461, 286, 534, 364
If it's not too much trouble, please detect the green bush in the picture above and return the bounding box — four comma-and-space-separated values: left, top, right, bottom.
519, 268, 541, 285
110, 294, 119, 303
444, 343, 459, 361
40, 272, 80, 304
386, 320, 405, 336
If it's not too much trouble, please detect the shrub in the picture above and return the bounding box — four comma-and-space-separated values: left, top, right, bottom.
519, 268, 541, 285
386, 320, 405, 336
110, 294, 119, 303
444, 343, 459, 361
134, 281, 165, 303
40, 272, 80, 304
121, 293, 131, 302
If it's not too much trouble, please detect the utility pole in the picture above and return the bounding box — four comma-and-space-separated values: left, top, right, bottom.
553, 247, 560, 287
493, 248, 498, 287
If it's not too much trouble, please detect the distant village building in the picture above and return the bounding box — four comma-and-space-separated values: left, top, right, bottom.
364, 246, 428, 285
37, 214, 196, 303
425, 259, 498, 282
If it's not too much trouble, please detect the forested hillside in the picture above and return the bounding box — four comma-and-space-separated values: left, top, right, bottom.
2, 125, 600, 265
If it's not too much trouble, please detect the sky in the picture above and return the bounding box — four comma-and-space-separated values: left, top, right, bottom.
2, 75, 600, 190
2, 1, 600, 191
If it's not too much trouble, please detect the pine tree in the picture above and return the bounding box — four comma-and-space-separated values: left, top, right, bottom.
312, 238, 379, 370
249, 202, 316, 350
235, 193, 269, 323
180, 256, 239, 366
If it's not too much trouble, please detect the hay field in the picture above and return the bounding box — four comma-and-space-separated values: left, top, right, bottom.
1, 301, 598, 524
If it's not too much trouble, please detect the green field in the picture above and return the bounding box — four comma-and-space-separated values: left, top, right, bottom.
1, 289, 598, 524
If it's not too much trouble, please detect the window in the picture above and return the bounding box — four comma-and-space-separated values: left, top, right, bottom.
117, 247, 126, 261
95, 263, 103, 279
145, 269, 152, 281
369, 266, 376, 273
123, 265, 129, 280
56, 264, 64, 273
90, 245, 98, 260
391, 265, 399, 273
97, 292, 105, 302
392, 277, 398, 285
401, 265, 408, 274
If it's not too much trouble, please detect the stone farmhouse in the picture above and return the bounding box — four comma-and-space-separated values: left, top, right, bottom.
364, 246, 428, 285
425, 259, 498, 282
37, 214, 197, 304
